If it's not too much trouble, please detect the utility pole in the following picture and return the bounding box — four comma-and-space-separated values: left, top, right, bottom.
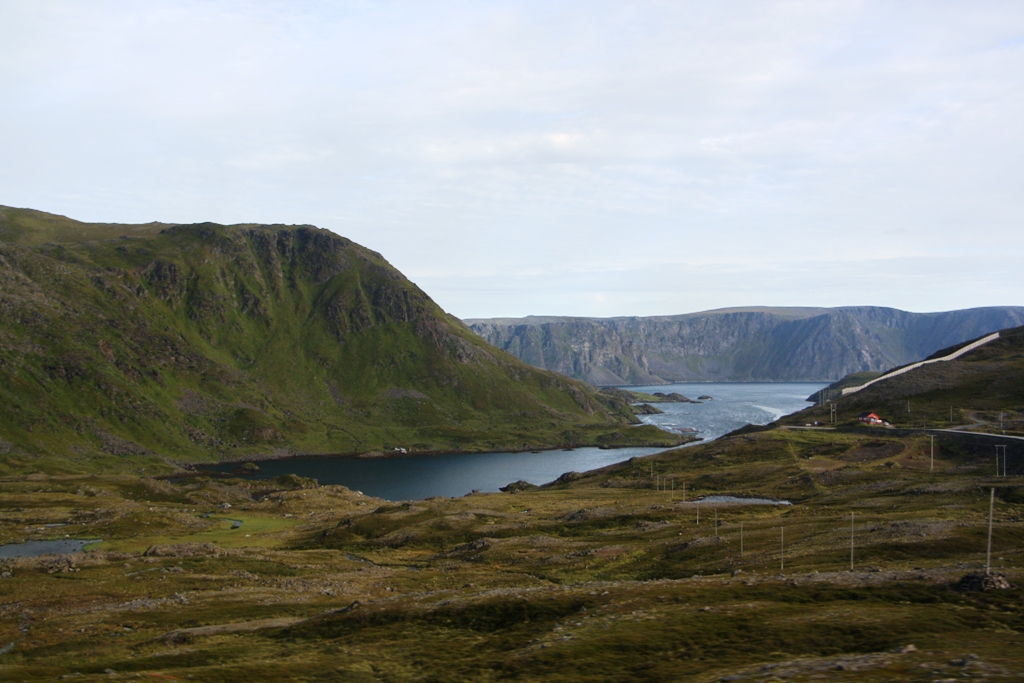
987, 487, 995, 575
780, 525, 785, 573
850, 512, 855, 571
714, 508, 718, 536
696, 500, 700, 526
996, 445, 1008, 477
930, 435, 934, 472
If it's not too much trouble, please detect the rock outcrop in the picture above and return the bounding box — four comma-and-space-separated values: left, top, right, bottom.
467, 306, 1024, 384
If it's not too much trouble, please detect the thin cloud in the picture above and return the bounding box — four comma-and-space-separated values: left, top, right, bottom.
0, 0, 1021, 318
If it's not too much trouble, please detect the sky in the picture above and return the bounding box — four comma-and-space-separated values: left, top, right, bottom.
2, 1, 1022, 319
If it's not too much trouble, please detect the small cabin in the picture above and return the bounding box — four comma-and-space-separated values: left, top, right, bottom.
858, 412, 884, 425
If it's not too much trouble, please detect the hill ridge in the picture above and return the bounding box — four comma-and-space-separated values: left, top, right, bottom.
0, 206, 676, 472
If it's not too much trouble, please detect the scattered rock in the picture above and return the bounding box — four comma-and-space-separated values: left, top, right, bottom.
94, 430, 151, 456
956, 572, 1012, 591
143, 542, 224, 558
450, 538, 493, 554
500, 480, 536, 493
43, 555, 79, 574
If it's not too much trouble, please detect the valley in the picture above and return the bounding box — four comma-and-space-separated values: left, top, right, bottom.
2, 209, 1023, 681
2, 424, 1022, 681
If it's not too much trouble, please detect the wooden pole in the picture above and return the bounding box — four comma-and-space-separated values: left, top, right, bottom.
780, 524, 785, 573
930, 435, 934, 472
740, 521, 744, 556
850, 512, 855, 571
714, 508, 718, 536
987, 487, 995, 575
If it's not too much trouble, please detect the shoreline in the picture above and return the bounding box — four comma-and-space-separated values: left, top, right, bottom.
164, 435, 696, 478
604, 380, 835, 388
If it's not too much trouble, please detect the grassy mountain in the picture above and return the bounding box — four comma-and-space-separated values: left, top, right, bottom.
0, 206, 677, 472
782, 324, 1024, 431
467, 306, 1024, 384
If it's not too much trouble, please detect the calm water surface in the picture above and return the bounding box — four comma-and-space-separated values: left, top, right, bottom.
206, 382, 824, 501
0, 539, 102, 558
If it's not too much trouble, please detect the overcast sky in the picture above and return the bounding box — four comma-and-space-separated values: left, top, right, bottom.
2, 1, 1022, 319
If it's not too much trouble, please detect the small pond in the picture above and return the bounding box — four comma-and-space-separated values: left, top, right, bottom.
694, 496, 791, 506
0, 539, 102, 559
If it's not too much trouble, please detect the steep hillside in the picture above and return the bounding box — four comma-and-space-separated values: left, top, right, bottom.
467, 306, 1024, 384
783, 325, 1024, 431
0, 206, 675, 471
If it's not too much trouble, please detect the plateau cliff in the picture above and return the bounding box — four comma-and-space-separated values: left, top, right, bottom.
467, 306, 1024, 384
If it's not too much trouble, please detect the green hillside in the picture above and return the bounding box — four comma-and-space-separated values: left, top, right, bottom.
0, 206, 677, 473
782, 325, 1024, 431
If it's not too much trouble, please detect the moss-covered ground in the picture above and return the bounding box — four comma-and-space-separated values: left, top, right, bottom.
0, 206, 681, 468
2, 427, 1022, 681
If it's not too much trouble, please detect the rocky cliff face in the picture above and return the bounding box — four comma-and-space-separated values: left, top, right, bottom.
467, 306, 1024, 384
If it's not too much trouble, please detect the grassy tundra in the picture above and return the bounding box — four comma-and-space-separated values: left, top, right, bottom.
2, 426, 1022, 682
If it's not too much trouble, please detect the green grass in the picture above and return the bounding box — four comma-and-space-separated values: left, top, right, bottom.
781, 325, 1024, 430
2, 424, 1024, 681
0, 207, 680, 473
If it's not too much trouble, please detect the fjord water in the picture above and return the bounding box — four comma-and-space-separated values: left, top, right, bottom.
207, 383, 824, 500
630, 382, 826, 437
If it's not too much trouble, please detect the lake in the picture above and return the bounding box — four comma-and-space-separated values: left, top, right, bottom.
205, 382, 825, 501
0, 539, 102, 559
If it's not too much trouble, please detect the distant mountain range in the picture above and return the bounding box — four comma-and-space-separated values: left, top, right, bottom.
466, 306, 1024, 385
